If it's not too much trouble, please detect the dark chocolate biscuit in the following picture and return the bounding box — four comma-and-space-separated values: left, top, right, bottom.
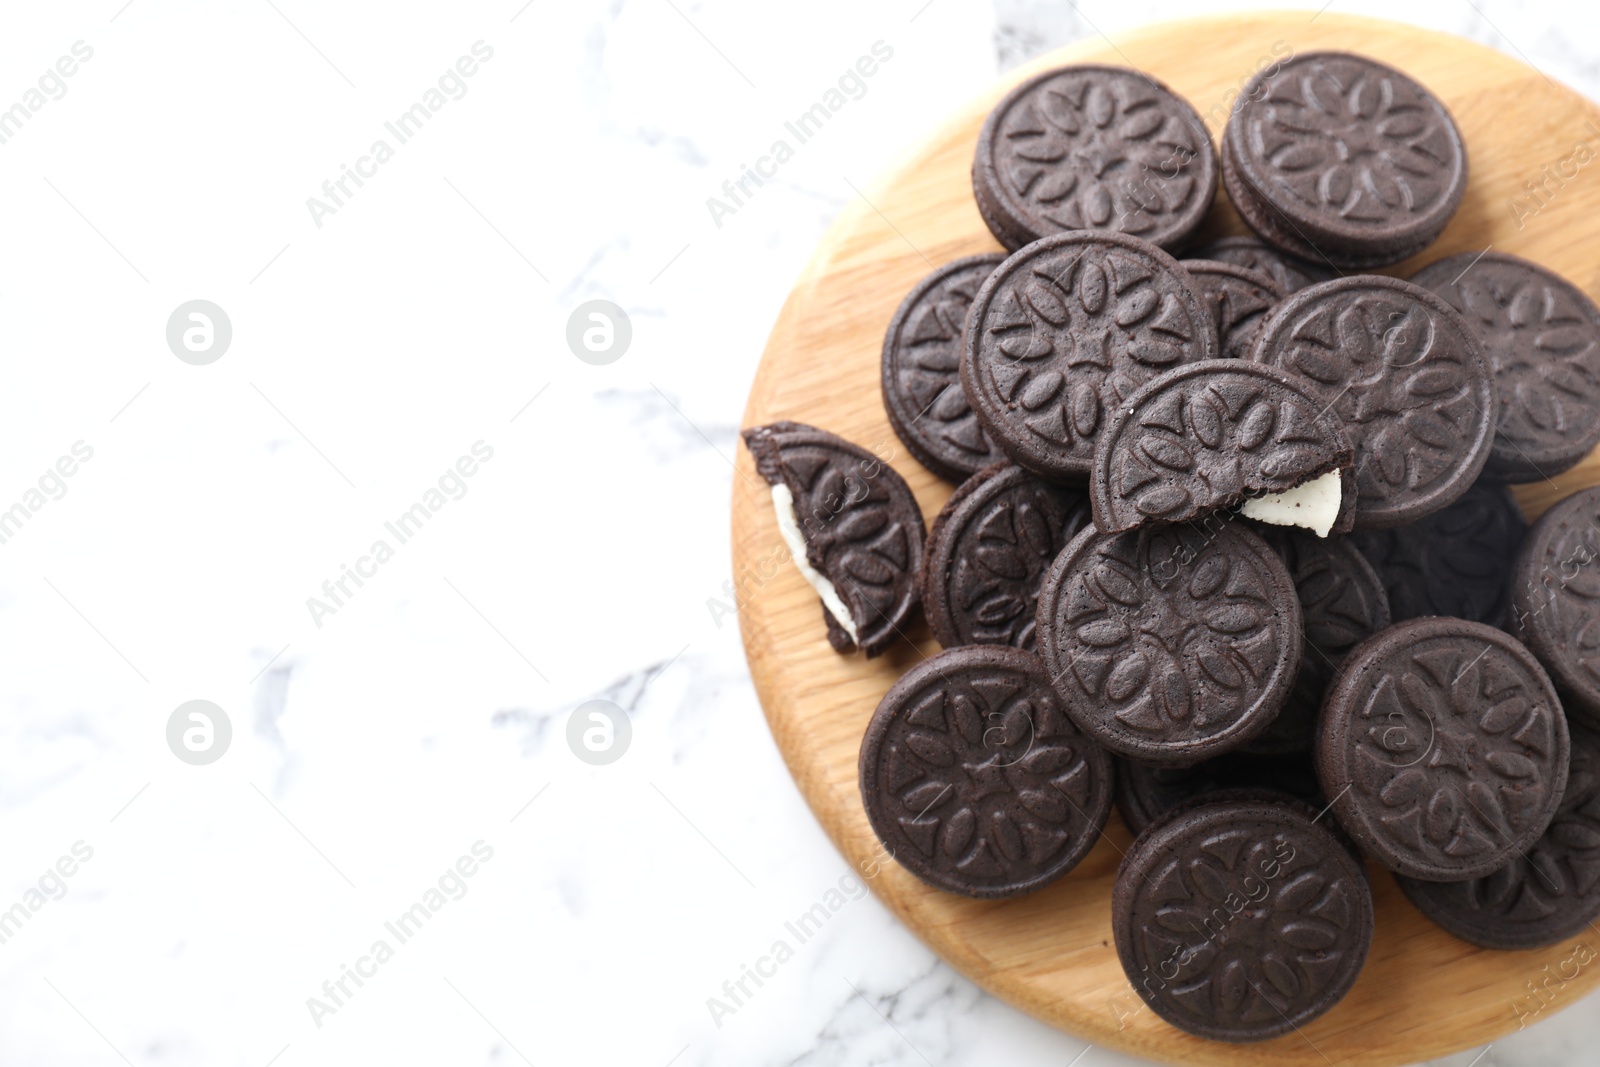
1221, 51, 1467, 269
1352, 479, 1527, 629
961, 231, 1219, 483
1410, 251, 1600, 483
1193, 235, 1335, 293
1091, 359, 1355, 535
882, 255, 1011, 481
1250, 275, 1496, 530
972, 64, 1216, 253
1148, 786, 1366, 865
920, 464, 1092, 650
858, 645, 1113, 898
1221, 136, 1442, 272
743, 422, 925, 657
1036, 522, 1302, 763
1396, 721, 1600, 949
1112, 797, 1373, 1042
1241, 529, 1391, 755
1114, 751, 1324, 836
1512, 486, 1600, 726
1318, 618, 1570, 881
1179, 259, 1286, 360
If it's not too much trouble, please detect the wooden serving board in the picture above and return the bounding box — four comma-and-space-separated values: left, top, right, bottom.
732, 11, 1600, 1065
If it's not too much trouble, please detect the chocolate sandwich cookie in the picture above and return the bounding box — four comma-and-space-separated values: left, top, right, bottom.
1512, 486, 1600, 725
1396, 721, 1600, 949
1318, 618, 1570, 881
1091, 360, 1354, 536
882, 255, 1011, 481
972, 65, 1216, 253
1250, 275, 1496, 530
1410, 251, 1600, 483
1351, 479, 1527, 629
743, 421, 925, 657
1145, 786, 1365, 865
1036, 522, 1302, 763
1179, 260, 1286, 360
858, 645, 1113, 898
1241, 529, 1391, 755
961, 231, 1219, 483
1192, 235, 1335, 293
1112, 797, 1373, 1042
920, 464, 1092, 650
1221, 51, 1467, 269
1114, 751, 1324, 836
1221, 137, 1441, 272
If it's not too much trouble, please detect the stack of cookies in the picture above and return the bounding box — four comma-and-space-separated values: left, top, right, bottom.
742, 50, 1600, 1043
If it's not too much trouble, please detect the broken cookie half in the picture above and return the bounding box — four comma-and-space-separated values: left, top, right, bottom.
743, 421, 925, 657
1090, 360, 1356, 537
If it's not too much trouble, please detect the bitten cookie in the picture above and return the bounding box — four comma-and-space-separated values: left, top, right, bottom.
1091, 359, 1355, 536
743, 421, 925, 657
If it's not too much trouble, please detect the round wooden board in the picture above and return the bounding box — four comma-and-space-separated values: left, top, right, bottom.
732, 11, 1600, 1065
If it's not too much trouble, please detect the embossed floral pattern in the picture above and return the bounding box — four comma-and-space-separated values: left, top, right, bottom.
931, 468, 1090, 650
1039, 525, 1297, 759
1253, 281, 1493, 516
744, 423, 924, 657
1235, 54, 1464, 232
1094, 362, 1352, 533
884, 256, 1009, 478
1521, 517, 1600, 632
1413, 253, 1600, 480
965, 236, 1215, 480
1514, 488, 1600, 710
1182, 262, 1285, 359
866, 653, 1110, 895
789, 449, 913, 631
986, 68, 1212, 246
1453, 792, 1600, 919
1121, 809, 1371, 1040
1398, 728, 1600, 948
1245, 530, 1389, 754
1348, 633, 1566, 876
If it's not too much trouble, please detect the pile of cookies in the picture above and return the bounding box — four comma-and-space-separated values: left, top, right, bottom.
742, 50, 1600, 1042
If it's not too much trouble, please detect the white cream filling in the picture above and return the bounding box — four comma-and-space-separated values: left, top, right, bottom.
772, 484, 859, 642
1241, 469, 1344, 538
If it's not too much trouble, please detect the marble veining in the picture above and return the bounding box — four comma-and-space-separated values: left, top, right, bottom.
3, 2, 1600, 1065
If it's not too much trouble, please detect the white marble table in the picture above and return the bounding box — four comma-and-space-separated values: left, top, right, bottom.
1, 1, 1598, 1064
